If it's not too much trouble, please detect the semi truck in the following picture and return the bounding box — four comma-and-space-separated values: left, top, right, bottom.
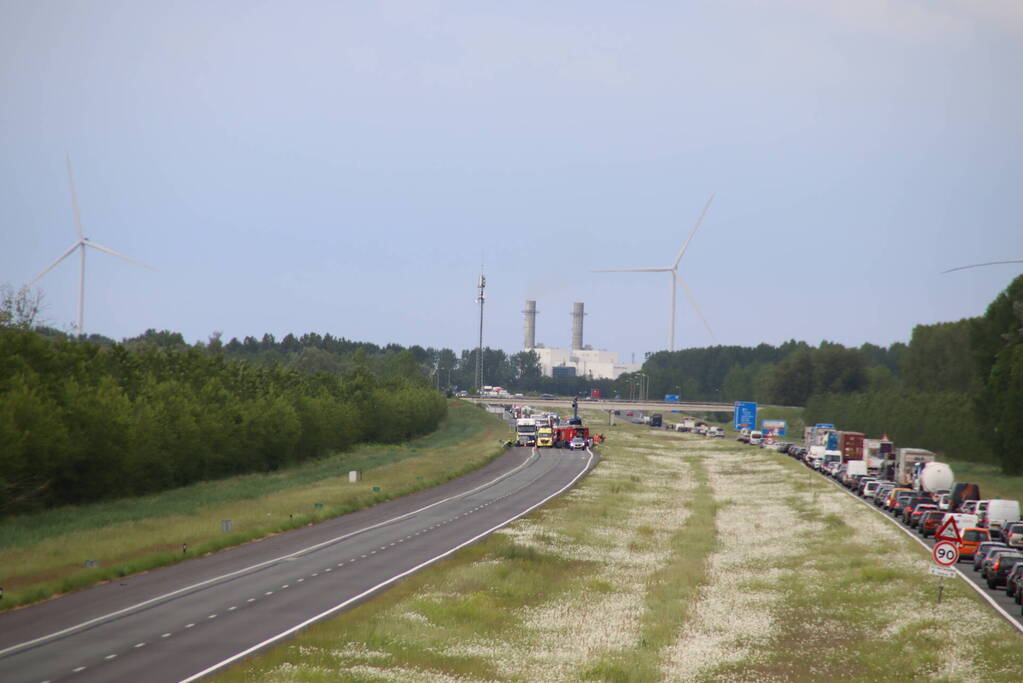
515, 417, 538, 447
913, 461, 954, 494
895, 448, 936, 486
837, 431, 865, 461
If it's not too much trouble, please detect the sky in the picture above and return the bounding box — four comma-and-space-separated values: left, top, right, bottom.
2, 1, 1021, 360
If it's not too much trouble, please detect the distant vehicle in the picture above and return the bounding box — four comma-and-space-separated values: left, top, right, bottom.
536, 427, 554, 448
951, 483, 982, 511
515, 417, 538, 447
981, 547, 1022, 582
748, 430, 763, 446
986, 553, 1023, 589
981, 499, 1021, 536
539, 393, 555, 399
708, 426, 724, 438
958, 527, 992, 560
914, 462, 954, 493
649, 414, 663, 428
895, 448, 936, 486
973, 542, 1008, 572
919, 510, 946, 537
568, 434, 587, 450
1006, 563, 1023, 601
1005, 522, 1023, 550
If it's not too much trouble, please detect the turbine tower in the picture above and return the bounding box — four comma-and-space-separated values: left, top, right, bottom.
28, 155, 156, 337
593, 194, 717, 352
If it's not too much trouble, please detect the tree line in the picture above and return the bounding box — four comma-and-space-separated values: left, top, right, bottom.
615, 275, 1022, 474
0, 326, 446, 515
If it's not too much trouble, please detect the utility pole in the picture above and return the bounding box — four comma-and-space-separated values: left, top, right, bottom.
475, 271, 486, 393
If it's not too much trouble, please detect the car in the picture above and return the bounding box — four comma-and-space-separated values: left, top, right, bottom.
568, 435, 587, 450
1006, 562, 1023, 600
973, 541, 1008, 571
981, 547, 1019, 580
885, 488, 914, 511
986, 553, 1023, 589
919, 510, 946, 537
958, 528, 992, 561
1006, 522, 1023, 550
907, 503, 938, 528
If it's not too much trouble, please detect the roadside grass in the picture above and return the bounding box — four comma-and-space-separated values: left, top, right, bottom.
0, 400, 509, 611
698, 447, 1023, 682
580, 455, 718, 682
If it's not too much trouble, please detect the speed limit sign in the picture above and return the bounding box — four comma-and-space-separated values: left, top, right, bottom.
933, 541, 959, 567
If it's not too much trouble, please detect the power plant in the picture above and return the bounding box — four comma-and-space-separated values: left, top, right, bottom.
524, 300, 639, 380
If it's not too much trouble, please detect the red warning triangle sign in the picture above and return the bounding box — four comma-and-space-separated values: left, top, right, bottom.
935, 516, 962, 544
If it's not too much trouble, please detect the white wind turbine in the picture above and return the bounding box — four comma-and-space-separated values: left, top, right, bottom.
29, 155, 156, 337
593, 194, 717, 352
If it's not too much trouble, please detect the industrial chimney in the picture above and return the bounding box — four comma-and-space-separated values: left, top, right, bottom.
523, 300, 537, 349
571, 302, 585, 350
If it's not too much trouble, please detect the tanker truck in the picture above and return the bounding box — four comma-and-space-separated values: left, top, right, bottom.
913, 461, 954, 495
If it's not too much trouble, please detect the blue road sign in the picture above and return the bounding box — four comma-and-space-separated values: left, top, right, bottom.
733, 401, 757, 431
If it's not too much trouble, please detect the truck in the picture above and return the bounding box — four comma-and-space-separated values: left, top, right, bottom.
515, 417, 538, 447
837, 431, 865, 461
554, 424, 590, 448
913, 461, 954, 494
863, 437, 893, 472
649, 413, 663, 428
895, 448, 936, 486
675, 417, 696, 432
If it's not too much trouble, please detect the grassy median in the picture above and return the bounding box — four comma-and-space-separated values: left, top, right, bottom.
0, 400, 509, 611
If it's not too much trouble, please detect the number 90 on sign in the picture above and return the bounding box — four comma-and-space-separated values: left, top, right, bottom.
933, 541, 959, 567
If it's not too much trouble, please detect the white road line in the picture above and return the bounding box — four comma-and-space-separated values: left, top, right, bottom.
104, 654, 117, 660
815, 460, 1023, 633
72, 666, 86, 672
208, 614, 217, 620
0, 450, 542, 659
228, 606, 237, 611
161, 633, 172, 638
134, 642, 146, 648
185, 623, 195, 629
179, 448, 594, 683
246, 598, 255, 603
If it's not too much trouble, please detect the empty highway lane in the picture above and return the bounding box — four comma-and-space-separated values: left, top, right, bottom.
0, 447, 595, 683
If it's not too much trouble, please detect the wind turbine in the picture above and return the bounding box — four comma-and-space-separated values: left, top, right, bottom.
593, 194, 717, 352
28, 155, 156, 337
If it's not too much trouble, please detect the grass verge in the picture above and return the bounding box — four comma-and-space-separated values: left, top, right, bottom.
0, 400, 509, 611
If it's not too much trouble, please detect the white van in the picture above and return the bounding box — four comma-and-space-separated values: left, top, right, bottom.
748, 430, 763, 446
984, 499, 1021, 533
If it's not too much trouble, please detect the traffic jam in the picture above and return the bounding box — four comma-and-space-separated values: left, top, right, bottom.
744, 423, 1023, 623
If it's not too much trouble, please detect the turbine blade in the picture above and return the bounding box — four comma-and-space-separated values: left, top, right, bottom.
672, 192, 716, 269
677, 276, 718, 343
83, 239, 157, 270
66, 153, 85, 239
941, 259, 1023, 274
28, 241, 81, 285
592, 268, 671, 273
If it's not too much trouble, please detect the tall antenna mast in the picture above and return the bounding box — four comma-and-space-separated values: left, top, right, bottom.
475, 270, 486, 393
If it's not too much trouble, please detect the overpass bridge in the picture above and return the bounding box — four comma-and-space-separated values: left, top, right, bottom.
461, 396, 736, 415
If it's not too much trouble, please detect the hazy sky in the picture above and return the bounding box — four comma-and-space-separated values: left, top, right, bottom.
2, 1, 1021, 359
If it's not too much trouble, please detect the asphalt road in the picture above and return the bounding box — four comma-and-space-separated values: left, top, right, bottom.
0, 446, 596, 683
805, 454, 1023, 633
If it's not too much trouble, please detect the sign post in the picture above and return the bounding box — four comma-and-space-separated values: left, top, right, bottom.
931, 540, 959, 603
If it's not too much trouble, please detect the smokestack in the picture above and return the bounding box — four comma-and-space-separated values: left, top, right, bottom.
571, 302, 585, 350
523, 300, 537, 349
